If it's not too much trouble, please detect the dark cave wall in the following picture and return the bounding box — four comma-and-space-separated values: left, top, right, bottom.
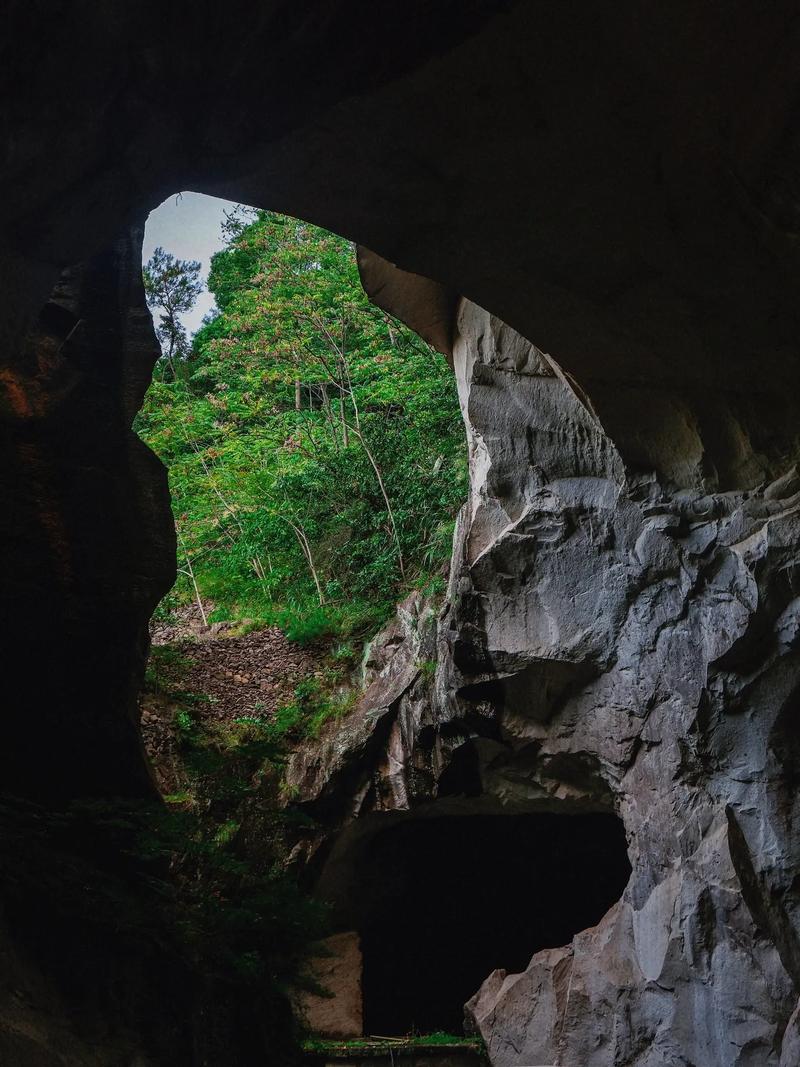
0, 226, 174, 800
3, 2, 800, 493
334, 812, 631, 1037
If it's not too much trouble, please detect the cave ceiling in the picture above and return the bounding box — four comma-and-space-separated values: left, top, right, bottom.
4, 0, 800, 487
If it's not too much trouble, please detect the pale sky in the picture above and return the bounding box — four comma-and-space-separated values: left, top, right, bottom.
142, 191, 244, 337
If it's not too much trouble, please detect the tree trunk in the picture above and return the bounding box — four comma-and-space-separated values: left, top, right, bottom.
340, 396, 349, 446
346, 421, 405, 581
176, 523, 208, 628
288, 520, 326, 605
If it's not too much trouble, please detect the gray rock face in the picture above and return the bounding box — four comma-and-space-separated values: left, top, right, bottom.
449, 303, 800, 1065
297, 300, 800, 1066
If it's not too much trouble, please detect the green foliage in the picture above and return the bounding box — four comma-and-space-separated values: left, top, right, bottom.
419, 658, 437, 681
302, 1033, 487, 1057
0, 785, 326, 1006
144, 644, 192, 693
143, 245, 202, 374
174, 706, 196, 738
136, 210, 466, 640
138, 670, 330, 991
262, 663, 357, 745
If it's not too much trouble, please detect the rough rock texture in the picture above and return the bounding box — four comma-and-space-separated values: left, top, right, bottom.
6, 2, 800, 492
287, 592, 441, 820
292, 931, 363, 1039
780, 1002, 800, 1067
0, 232, 292, 1065
448, 304, 800, 1066
293, 302, 800, 1066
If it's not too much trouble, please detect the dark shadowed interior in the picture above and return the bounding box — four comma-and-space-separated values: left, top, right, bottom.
355, 813, 631, 1035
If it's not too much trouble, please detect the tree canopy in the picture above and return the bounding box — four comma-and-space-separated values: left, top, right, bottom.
143, 245, 202, 374
136, 210, 467, 641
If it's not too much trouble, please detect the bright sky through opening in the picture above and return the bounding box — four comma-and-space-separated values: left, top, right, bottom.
143, 191, 242, 337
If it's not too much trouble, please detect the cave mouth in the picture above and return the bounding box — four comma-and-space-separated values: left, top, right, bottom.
353, 811, 631, 1036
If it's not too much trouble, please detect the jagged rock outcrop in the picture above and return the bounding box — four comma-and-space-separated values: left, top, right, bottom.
293, 301, 800, 1066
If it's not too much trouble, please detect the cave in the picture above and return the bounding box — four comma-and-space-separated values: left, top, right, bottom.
350, 812, 631, 1036
7, 3, 800, 1063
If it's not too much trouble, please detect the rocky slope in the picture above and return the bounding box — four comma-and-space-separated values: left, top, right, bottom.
141, 605, 322, 794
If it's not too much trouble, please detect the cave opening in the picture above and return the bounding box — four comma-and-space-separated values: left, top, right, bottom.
136, 192, 467, 788
138, 188, 466, 630
349, 810, 631, 1036
138, 193, 631, 1047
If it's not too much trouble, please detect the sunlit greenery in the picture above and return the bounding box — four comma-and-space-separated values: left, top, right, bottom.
137, 210, 466, 640
302, 1033, 488, 1059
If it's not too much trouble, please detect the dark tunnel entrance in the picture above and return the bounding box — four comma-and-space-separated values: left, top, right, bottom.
353, 811, 631, 1036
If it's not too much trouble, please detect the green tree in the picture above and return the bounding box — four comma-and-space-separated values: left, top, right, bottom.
143, 245, 202, 377
137, 212, 467, 640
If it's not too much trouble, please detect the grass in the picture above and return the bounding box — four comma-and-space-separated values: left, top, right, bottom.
267, 659, 360, 744
301, 1033, 487, 1060
143, 638, 362, 830
418, 657, 437, 681
143, 644, 193, 693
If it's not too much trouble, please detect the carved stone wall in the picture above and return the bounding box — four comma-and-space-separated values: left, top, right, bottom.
292, 931, 363, 1039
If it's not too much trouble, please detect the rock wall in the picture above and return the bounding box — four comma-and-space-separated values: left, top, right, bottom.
292, 931, 363, 1039
453, 302, 800, 1066
0, 226, 174, 800
294, 300, 800, 1066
